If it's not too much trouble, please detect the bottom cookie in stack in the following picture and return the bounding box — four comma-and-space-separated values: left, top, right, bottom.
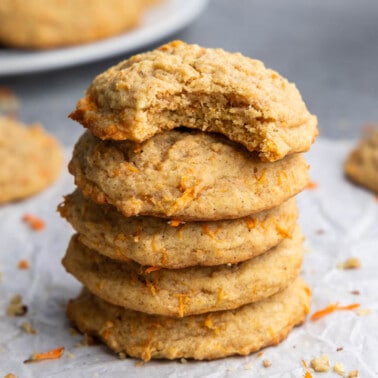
67, 278, 310, 361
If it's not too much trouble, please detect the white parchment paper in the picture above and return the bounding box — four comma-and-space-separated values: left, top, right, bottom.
0, 138, 377, 378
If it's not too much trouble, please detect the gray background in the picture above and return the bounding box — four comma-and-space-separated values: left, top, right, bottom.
1, 0, 378, 147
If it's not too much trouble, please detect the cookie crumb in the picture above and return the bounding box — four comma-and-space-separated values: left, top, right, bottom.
135, 361, 144, 367
4, 374, 17, 378
310, 354, 330, 372
180, 358, 188, 364
6, 295, 28, 316
337, 257, 361, 270
350, 290, 360, 295
257, 351, 264, 357
20, 321, 37, 334
336, 347, 343, 352
244, 362, 253, 370
262, 359, 272, 368
69, 327, 79, 336
66, 351, 75, 359
357, 308, 371, 317
118, 352, 127, 360
347, 370, 358, 378
333, 363, 345, 376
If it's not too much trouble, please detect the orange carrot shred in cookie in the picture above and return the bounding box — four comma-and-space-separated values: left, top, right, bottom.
24, 346, 64, 363
167, 219, 184, 227
18, 259, 29, 269
306, 181, 318, 190
145, 266, 161, 274
310, 303, 360, 321
22, 214, 45, 231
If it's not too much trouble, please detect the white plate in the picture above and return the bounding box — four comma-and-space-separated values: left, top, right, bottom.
0, 0, 208, 76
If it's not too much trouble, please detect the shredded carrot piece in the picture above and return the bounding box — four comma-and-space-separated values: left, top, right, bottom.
302, 359, 313, 378
22, 214, 45, 231
24, 346, 64, 363
168, 219, 184, 227
201, 224, 221, 239
310, 303, 360, 321
18, 259, 30, 270
306, 181, 318, 190
202, 224, 214, 238
245, 217, 257, 230
145, 266, 161, 274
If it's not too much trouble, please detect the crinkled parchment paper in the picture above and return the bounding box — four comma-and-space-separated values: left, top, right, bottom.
0, 138, 377, 378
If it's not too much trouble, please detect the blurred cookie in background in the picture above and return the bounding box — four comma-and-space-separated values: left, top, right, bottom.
0, 0, 149, 49
0, 117, 63, 203
344, 127, 378, 193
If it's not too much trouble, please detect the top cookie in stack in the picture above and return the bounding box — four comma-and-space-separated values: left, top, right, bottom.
63, 41, 317, 361
70, 40, 317, 162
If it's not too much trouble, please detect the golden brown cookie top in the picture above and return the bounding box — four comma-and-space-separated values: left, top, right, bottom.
0, 117, 63, 203
70, 40, 318, 161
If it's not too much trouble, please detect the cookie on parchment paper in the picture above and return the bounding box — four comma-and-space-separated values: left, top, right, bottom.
67, 278, 311, 361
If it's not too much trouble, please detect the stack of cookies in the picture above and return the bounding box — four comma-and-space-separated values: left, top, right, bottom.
60, 41, 318, 361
